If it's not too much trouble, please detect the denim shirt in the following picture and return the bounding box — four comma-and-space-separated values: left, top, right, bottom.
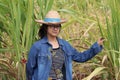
26, 36, 103, 80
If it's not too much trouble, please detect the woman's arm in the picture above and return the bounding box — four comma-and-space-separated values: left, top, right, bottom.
26, 44, 38, 80
71, 42, 103, 62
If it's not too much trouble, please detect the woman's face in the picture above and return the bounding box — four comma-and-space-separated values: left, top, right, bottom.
47, 24, 61, 37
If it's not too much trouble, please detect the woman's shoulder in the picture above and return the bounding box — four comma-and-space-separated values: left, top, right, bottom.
31, 39, 43, 49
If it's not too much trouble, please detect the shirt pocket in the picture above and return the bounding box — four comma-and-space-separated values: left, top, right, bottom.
38, 53, 49, 64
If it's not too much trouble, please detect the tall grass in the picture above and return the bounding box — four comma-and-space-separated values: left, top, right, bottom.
0, 0, 53, 79
105, 0, 120, 79
96, 0, 120, 79
0, 0, 35, 79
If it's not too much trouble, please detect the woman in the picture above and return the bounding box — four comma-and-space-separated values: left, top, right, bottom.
26, 10, 104, 80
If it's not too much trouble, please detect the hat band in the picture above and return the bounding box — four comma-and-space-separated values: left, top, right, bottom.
44, 18, 61, 22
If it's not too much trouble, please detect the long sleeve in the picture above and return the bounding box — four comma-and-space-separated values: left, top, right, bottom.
26, 45, 38, 80
71, 42, 103, 62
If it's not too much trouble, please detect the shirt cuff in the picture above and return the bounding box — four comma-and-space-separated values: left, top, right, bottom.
91, 42, 103, 53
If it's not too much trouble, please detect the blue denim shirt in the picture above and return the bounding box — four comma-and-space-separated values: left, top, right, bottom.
26, 36, 103, 80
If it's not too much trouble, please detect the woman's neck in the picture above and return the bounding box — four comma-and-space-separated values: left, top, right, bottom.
47, 35, 57, 42
47, 35, 59, 48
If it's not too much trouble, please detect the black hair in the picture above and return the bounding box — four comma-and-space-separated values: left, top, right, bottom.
38, 24, 48, 39
38, 24, 62, 39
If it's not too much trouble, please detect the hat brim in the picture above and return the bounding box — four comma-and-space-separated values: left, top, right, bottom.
35, 19, 67, 24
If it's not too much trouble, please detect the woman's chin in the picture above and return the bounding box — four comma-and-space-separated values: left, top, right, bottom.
51, 34, 58, 37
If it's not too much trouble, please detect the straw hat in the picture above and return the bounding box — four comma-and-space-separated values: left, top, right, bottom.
35, 10, 67, 24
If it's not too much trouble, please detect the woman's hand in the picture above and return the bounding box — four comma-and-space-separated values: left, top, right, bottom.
97, 38, 105, 45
